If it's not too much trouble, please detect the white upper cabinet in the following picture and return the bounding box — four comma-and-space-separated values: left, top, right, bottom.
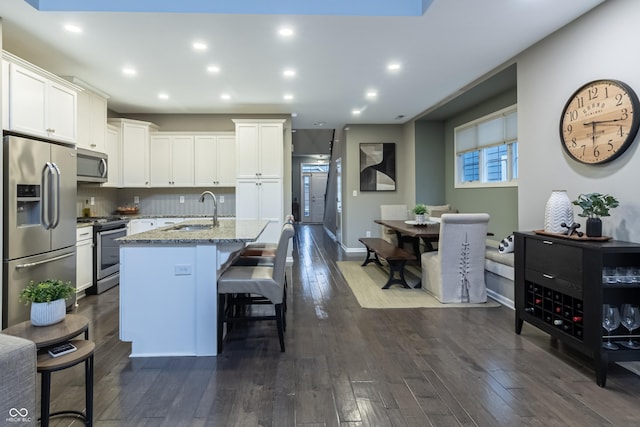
194, 134, 236, 187
104, 124, 121, 187
108, 118, 158, 187
76, 88, 108, 152
2, 53, 78, 144
150, 134, 194, 187
233, 120, 284, 179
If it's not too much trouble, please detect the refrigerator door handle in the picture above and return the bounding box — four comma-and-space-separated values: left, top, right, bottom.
15, 252, 74, 269
51, 162, 62, 229
41, 162, 54, 230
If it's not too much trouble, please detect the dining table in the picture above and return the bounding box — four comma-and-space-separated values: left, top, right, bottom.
374, 218, 441, 261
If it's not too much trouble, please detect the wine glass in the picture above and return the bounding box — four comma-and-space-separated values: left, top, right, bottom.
620, 304, 640, 349
602, 304, 621, 350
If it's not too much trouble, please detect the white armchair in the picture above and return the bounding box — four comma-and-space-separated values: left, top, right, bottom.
421, 213, 490, 303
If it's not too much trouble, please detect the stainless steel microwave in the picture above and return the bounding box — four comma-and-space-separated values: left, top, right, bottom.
77, 147, 108, 183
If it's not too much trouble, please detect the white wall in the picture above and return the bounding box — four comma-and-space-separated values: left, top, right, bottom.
517, 0, 640, 242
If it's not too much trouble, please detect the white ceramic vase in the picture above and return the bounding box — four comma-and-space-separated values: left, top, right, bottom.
415, 214, 426, 224
30, 299, 66, 326
544, 190, 574, 234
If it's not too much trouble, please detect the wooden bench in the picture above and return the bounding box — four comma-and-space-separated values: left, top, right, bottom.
358, 237, 415, 289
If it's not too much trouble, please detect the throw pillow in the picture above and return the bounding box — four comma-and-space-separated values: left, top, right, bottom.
425, 204, 451, 214
498, 234, 515, 254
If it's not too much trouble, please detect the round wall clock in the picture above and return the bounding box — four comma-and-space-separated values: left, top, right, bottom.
560, 79, 640, 164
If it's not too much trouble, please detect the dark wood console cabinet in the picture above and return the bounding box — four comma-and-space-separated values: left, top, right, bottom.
514, 231, 640, 387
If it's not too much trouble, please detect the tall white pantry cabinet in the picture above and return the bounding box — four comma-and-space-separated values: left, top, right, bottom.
233, 119, 285, 243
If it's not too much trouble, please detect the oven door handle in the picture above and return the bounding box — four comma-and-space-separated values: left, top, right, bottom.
98, 227, 127, 237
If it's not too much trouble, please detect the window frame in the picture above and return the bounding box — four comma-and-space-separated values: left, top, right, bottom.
454, 105, 518, 189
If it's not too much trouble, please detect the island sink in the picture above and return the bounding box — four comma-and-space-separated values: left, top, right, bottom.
167, 224, 213, 232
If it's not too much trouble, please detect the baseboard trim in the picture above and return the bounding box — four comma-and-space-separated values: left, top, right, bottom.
487, 289, 514, 310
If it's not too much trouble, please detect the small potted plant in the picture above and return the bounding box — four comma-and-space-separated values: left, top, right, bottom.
18, 279, 75, 326
412, 204, 429, 224
572, 193, 619, 237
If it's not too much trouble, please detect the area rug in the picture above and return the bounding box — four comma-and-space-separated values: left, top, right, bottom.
337, 261, 501, 309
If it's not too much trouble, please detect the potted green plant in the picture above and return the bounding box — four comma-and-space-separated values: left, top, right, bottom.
412, 204, 429, 223
572, 193, 619, 237
18, 279, 75, 326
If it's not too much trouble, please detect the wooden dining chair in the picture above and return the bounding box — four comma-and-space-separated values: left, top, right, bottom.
217, 223, 295, 353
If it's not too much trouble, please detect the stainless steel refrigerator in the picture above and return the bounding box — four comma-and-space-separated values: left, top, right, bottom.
2, 133, 77, 328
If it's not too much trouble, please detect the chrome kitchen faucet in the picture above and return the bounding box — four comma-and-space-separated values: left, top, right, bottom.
199, 191, 218, 227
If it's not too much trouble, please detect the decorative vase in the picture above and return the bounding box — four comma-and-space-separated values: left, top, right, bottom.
30, 299, 66, 326
586, 217, 602, 237
415, 214, 425, 224
544, 190, 574, 234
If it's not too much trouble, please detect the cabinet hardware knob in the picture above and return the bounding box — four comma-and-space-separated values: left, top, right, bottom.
543, 274, 555, 279
543, 240, 553, 245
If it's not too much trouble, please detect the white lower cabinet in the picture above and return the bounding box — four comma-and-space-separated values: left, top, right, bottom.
76, 227, 94, 294
128, 219, 157, 235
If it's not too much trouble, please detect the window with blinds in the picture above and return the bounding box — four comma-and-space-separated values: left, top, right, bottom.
454, 105, 518, 187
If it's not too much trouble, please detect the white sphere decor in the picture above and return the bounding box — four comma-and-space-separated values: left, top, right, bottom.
30, 299, 66, 326
544, 190, 574, 234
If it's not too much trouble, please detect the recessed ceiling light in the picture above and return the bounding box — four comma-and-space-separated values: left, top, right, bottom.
352, 109, 362, 116
192, 42, 208, 51
122, 67, 137, 76
207, 65, 221, 73
158, 93, 169, 100
220, 93, 231, 100
387, 62, 402, 72
283, 69, 296, 78
291, 112, 298, 117
278, 27, 294, 37
64, 24, 82, 33
283, 94, 294, 101
366, 90, 378, 98
313, 121, 326, 127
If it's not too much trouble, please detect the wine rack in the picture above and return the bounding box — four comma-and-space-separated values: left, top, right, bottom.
524, 283, 583, 340
514, 232, 640, 387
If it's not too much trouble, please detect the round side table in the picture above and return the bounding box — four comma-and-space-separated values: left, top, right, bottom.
2, 315, 94, 427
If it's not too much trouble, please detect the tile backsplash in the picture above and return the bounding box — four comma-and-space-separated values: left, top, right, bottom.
77, 184, 236, 217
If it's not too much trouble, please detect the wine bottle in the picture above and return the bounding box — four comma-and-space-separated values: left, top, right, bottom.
525, 307, 534, 314
572, 316, 583, 323
553, 319, 563, 326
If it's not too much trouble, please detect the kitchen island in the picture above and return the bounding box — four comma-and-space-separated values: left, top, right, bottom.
117, 219, 268, 357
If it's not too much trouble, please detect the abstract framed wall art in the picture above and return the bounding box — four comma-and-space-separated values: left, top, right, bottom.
359, 142, 396, 191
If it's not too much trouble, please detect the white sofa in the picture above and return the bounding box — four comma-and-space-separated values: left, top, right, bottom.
484, 239, 515, 308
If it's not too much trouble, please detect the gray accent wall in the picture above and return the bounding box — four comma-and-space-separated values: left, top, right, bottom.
516, 0, 640, 243
443, 88, 519, 241
414, 121, 446, 205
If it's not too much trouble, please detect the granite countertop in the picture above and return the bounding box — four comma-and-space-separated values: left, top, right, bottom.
117, 219, 269, 244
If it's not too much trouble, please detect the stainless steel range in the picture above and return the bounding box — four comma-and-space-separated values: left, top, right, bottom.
78, 217, 128, 294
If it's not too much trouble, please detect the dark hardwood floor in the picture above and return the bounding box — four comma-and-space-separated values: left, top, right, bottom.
49, 224, 640, 426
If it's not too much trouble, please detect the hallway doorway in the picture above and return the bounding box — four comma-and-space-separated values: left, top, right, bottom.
301, 163, 329, 224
